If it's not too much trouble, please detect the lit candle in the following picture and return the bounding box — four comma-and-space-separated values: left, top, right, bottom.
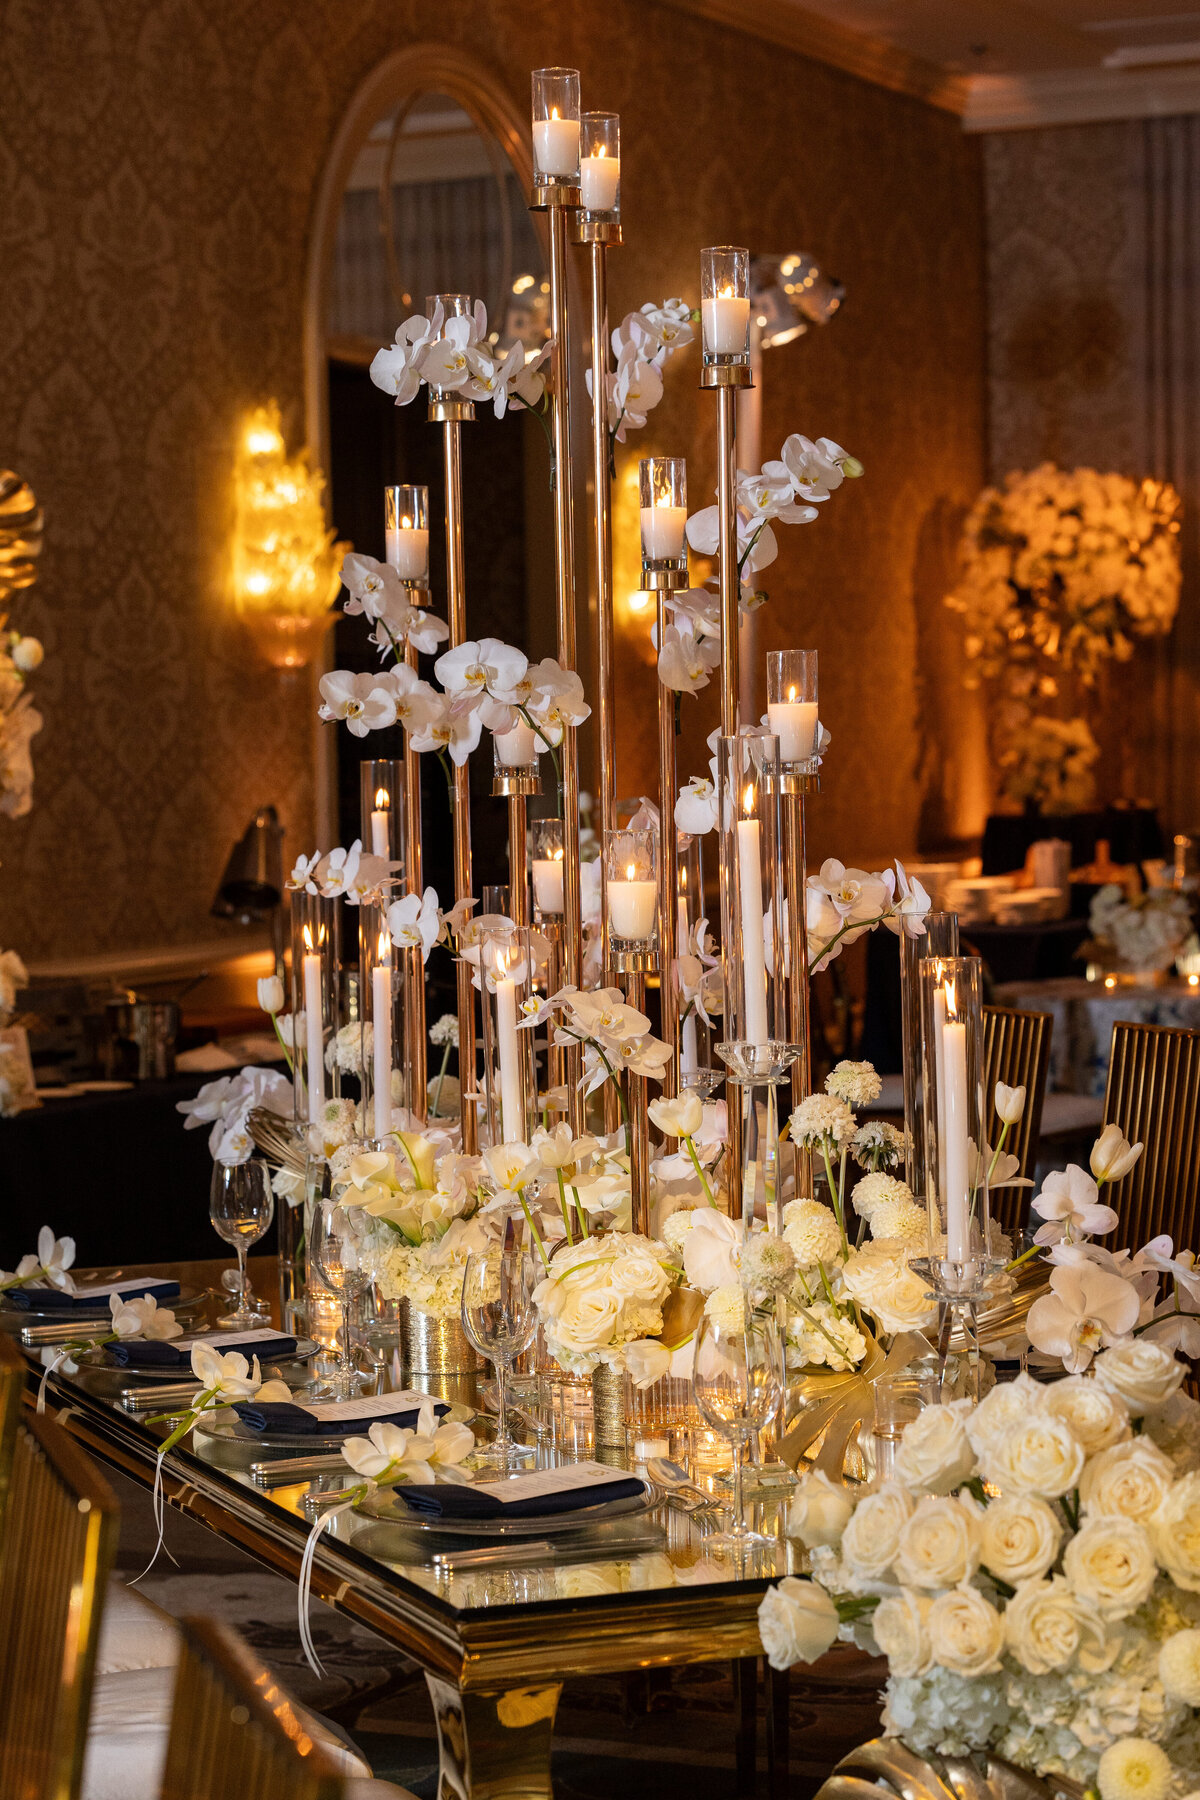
941, 989, 970, 1263
640, 502, 687, 561
766, 690, 819, 763
702, 287, 750, 356
532, 853, 564, 915
385, 515, 429, 581
608, 867, 658, 941
933, 982, 948, 1206
736, 789, 769, 1046
372, 945, 392, 1141
302, 938, 325, 1127
580, 148, 619, 210
495, 721, 538, 767
369, 788, 390, 858
494, 952, 523, 1144
533, 109, 580, 178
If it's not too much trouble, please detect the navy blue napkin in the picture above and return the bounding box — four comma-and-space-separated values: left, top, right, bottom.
109, 1334, 298, 1370
8, 1279, 181, 1312
392, 1474, 645, 1520
231, 1398, 450, 1436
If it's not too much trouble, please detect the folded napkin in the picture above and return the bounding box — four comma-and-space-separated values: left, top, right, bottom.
109, 1334, 298, 1370
230, 1397, 450, 1436
392, 1474, 645, 1520
8, 1279, 181, 1313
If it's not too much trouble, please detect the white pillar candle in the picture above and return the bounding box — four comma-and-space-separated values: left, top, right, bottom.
766, 699, 818, 763
580, 151, 619, 210
372, 961, 392, 1140
942, 1016, 970, 1263
608, 878, 658, 941
702, 293, 750, 355
495, 971, 523, 1144
736, 815, 769, 1046
933, 984, 948, 1206
370, 808, 389, 858
302, 952, 325, 1127
495, 721, 538, 767
681, 1008, 699, 1074
640, 505, 687, 560
533, 114, 580, 178
385, 524, 428, 580
532, 857, 564, 915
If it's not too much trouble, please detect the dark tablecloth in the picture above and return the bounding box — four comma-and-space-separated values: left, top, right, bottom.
981, 804, 1164, 876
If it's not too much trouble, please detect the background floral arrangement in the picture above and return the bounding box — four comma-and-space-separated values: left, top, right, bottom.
1087, 883, 1195, 976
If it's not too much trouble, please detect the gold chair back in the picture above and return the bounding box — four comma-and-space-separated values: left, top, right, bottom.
0, 1412, 119, 1800
159, 1616, 347, 1800
1102, 1020, 1200, 1252
982, 1004, 1053, 1233
0, 1331, 26, 1533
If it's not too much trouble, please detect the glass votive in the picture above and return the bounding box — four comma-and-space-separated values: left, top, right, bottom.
639, 457, 688, 585
424, 294, 475, 400
290, 891, 340, 1132
479, 926, 537, 1147
384, 485, 429, 586
530, 818, 565, 919
580, 111, 619, 218
701, 246, 750, 365
715, 732, 786, 1054
604, 827, 659, 969
492, 719, 542, 797
359, 758, 403, 864
766, 650, 819, 776
531, 68, 581, 187
917, 954, 996, 1288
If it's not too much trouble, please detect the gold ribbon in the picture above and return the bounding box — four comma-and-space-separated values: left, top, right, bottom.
777, 1329, 929, 1483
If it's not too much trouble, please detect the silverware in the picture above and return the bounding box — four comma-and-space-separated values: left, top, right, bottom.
644, 1455, 722, 1515
431, 1540, 553, 1570
118, 1383, 198, 1411
19, 1320, 112, 1346
249, 1452, 349, 1487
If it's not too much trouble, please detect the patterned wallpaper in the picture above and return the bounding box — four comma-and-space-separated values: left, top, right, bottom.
0, 0, 986, 962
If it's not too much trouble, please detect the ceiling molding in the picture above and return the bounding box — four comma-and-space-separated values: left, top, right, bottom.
963, 63, 1200, 132
658, 0, 969, 115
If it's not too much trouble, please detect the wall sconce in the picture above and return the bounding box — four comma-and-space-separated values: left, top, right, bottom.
231, 403, 349, 670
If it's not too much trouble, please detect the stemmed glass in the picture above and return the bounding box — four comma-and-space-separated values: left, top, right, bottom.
461, 1249, 539, 1469
692, 1306, 784, 1550
307, 1198, 372, 1399
209, 1160, 274, 1330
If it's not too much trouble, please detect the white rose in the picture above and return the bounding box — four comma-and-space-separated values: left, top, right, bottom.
965, 1371, 1046, 1460
1079, 1438, 1175, 1523
682, 1210, 741, 1292
787, 1470, 855, 1549
894, 1495, 981, 1590
872, 1589, 932, 1677
1150, 1470, 1200, 1592
1063, 1515, 1157, 1618
983, 1415, 1086, 1499
1003, 1574, 1112, 1674
757, 1577, 839, 1671
840, 1240, 938, 1334
1042, 1376, 1131, 1455
978, 1494, 1062, 1584
608, 1245, 671, 1304
894, 1401, 976, 1495
927, 1584, 1005, 1675
553, 1288, 621, 1353
1093, 1341, 1186, 1415
840, 1482, 914, 1582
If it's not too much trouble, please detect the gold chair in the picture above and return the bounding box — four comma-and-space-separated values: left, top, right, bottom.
0, 1330, 26, 1531
982, 1004, 1053, 1233
0, 1410, 119, 1800
1102, 1020, 1200, 1252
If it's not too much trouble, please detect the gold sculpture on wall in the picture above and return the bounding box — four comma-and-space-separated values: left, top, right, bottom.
0, 471, 43, 607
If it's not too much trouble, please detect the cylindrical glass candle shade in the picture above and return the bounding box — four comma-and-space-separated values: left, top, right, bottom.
605, 826, 659, 966
359, 901, 404, 1142
901, 912, 959, 1195
492, 720, 542, 796
289, 891, 341, 1133
676, 831, 709, 1076
384, 485, 429, 584
716, 733, 786, 1053
530, 817, 565, 919
479, 926, 538, 1147
701, 247, 750, 366
359, 758, 403, 866
918, 955, 994, 1285
766, 650, 819, 775
531, 68, 581, 185
424, 294, 475, 399
639, 458, 687, 577
579, 110, 619, 218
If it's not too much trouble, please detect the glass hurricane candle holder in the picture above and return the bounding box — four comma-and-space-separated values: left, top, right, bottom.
289, 891, 341, 1133
580, 110, 620, 220
531, 68, 581, 192
916, 955, 996, 1287
901, 912, 959, 1197
676, 830, 710, 1078
766, 650, 819, 780
530, 817, 565, 921
359, 758, 403, 865
701, 246, 750, 368
359, 900, 404, 1142
604, 826, 659, 972
715, 733, 787, 1056
639, 457, 687, 589
424, 293, 476, 402
492, 719, 542, 797
479, 926, 538, 1147
383, 485, 429, 588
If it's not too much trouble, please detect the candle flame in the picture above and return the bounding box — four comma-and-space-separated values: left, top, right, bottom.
787, 684, 797, 703
377, 930, 389, 961
742, 783, 756, 816
625, 862, 636, 882
400, 515, 412, 531
551, 106, 560, 119
944, 976, 957, 1014
375, 787, 388, 809
595, 144, 608, 158
302, 924, 314, 952
719, 283, 736, 300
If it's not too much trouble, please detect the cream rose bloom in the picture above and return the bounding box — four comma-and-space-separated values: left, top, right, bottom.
894, 1401, 976, 1495
1042, 1375, 1131, 1455
1080, 1438, 1175, 1524
1063, 1515, 1157, 1618
872, 1590, 932, 1677
840, 1240, 938, 1334
927, 1584, 1005, 1675
1003, 1574, 1113, 1674
552, 1288, 621, 1352
1093, 1340, 1186, 1415
757, 1577, 839, 1672
965, 1371, 1046, 1460
1150, 1469, 1200, 1592
983, 1415, 1086, 1499
787, 1470, 855, 1549
894, 1495, 981, 1590
840, 1482, 914, 1582
978, 1494, 1062, 1584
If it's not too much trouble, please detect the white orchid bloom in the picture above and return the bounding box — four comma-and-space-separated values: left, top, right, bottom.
738, 463, 816, 525
463, 342, 524, 417
419, 312, 480, 391
882, 861, 932, 938
658, 624, 719, 696
387, 887, 442, 963
1032, 1164, 1119, 1244
407, 692, 483, 765
968, 1136, 1032, 1189
674, 776, 718, 836
378, 665, 442, 736
287, 851, 321, 893
29, 1227, 75, 1290
339, 552, 404, 621
343, 852, 402, 906
435, 638, 529, 702
190, 1344, 275, 1403
1090, 1124, 1144, 1185
110, 1293, 183, 1341
318, 670, 397, 737
667, 586, 721, 640
397, 606, 450, 656
611, 345, 664, 438
315, 841, 362, 898
369, 310, 442, 404
995, 1082, 1027, 1126
1026, 1262, 1140, 1373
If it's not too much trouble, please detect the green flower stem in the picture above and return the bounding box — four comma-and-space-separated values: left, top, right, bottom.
570, 1184, 589, 1239
517, 703, 563, 819
987, 1118, 1011, 1184
396, 1136, 423, 1187
556, 1170, 574, 1244
431, 1043, 452, 1119
684, 1135, 718, 1208
820, 1143, 850, 1260
519, 1196, 550, 1272
1003, 1243, 1044, 1275
437, 749, 455, 810
810, 909, 892, 972
737, 521, 768, 580
271, 1014, 295, 1074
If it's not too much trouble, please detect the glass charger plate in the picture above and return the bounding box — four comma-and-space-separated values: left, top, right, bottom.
355, 1478, 655, 1538
99, 1337, 321, 1380
195, 1398, 476, 1453
3, 1282, 206, 1324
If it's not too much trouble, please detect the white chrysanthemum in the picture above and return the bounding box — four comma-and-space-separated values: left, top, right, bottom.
870, 1197, 928, 1245
1160, 1629, 1200, 1706
850, 1118, 907, 1171
1097, 1737, 1172, 1800
782, 1199, 843, 1268
741, 1233, 796, 1294
661, 1209, 699, 1253
429, 1012, 459, 1048
704, 1285, 747, 1334
789, 1091, 855, 1150
851, 1170, 912, 1222
825, 1060, 882, 1106
786, 1300, 867, 1373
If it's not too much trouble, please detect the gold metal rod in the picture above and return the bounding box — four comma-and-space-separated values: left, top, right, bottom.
625, 969, 652, 1234
403, 640, 426, 1121
589, 239, 616, 983
717, 383, 740, 739
443, 414, 477, 1153
656, 596, 679, 1098
784, 787, 813, 1197
509, 795, 528, 928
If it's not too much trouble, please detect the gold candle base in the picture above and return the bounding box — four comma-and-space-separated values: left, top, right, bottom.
700, 362, 754, 390
591, 1361, 628, 1450
492, 770, 541, 798
403, 1303, 482, 1376
530, 180, 581, 210
572, 215, 623, 245
427, 397, 475, 424
642, 563, 688, 591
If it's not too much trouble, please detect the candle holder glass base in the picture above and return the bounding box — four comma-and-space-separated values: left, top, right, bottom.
491, 767, 541, 797
611, 941, 658, 975
779, 766, 821, 795
717, 1041, 801, 1086
530, 179, 581, 210
572, 214, 622, 244
699, 360, 753, 389
400, 579, 432, 603
679, 1065, 726, 1099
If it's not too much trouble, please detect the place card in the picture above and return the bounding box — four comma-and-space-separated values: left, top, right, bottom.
479, 1461, 636, 1506
70, 1278, 181, 1300
171, 1329, 293, 1352
300, 1389, 447, 1424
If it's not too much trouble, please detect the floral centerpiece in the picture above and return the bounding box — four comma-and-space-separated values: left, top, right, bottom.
1087, 883, 1194, 978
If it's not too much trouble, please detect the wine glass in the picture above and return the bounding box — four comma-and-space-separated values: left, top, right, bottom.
692, 1306, 784, 1550
307, 1198, 372, 1399
461, 1249, 539, 1469
209, 1159, 274, 1330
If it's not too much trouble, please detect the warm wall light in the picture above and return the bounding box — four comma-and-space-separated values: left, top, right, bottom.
231, 403, 348, 670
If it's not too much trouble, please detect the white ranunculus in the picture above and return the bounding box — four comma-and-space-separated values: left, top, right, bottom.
1150, 1470, 1200, 1591
1079, 1437, 1176, 1523
682, 1209, 741, 1292
1003, 1574, 1112, 1675
894, 1401, 977, 1495
1063, 1515, 1157, 1618
983, 1414, 1086, 1499
978, 1494, 1062, 1584
787, 1470, 854, 1549
872, 1590, 932, 1678
894, 1495, 981, 1590
1093, 1340, 1186, 1415
926, 1584, 1005, 1676
757, 1577, 839, 1672
840, 1482, 914, 1582
1041, 1375, 1131, 1455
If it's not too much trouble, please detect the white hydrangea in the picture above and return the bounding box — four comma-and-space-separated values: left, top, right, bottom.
882, 1665, 1010, 1757
785, 1300, 866, 1373
852, 1170, 913, 1222
782, 1199, 843, 1268
789, 1091, 855, 1150
825, 1060, 882, 1106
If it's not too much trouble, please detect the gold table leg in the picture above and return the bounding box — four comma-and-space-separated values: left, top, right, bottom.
426, 1673, 561, 1800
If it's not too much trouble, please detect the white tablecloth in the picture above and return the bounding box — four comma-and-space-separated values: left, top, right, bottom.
993, 978, 1200, 1097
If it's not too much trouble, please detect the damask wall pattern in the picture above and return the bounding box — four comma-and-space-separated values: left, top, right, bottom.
0, 0, 986, 962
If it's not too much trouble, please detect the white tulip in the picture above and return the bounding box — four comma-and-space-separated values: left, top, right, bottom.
994, 1081, 1026, 1125
1090, 1124, 1144, 1184
257, 975, 284, 1014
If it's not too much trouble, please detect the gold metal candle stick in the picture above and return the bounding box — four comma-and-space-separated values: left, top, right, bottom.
384, 486, 430, 1122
